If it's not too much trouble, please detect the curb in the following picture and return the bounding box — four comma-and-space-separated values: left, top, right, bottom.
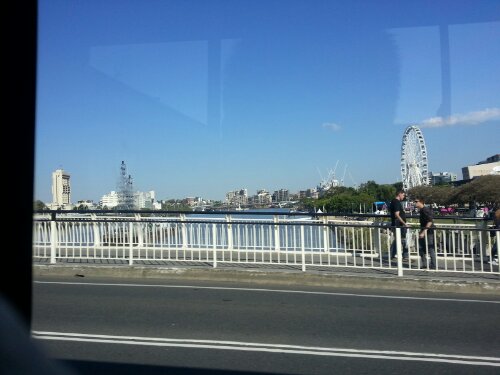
33, 264, 500, 295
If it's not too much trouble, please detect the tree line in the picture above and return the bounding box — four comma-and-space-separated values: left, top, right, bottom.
407, 175, 499, 207
299, 175, 499, 212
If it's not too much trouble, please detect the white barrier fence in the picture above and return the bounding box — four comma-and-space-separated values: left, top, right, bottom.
32, 212, 499, 276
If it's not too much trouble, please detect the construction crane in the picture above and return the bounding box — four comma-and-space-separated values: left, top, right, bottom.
117, 161, 135, 209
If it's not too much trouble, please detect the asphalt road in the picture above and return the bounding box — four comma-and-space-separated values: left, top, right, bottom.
31, 275, 500, 375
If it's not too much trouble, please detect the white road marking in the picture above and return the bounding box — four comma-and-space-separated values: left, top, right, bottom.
32, 331, 500, 367
34, 280, 500, 303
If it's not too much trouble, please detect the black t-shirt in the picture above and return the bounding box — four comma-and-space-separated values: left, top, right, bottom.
389, 199, 406, 226
419, 206, 434, 234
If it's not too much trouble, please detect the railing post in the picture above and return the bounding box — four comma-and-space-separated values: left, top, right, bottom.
301, 225, 306, 272
180, 214, 188, 250
212, 223, 217, 268
91, 213, 100, 248
135, 214, 143, 248
323, 216, 329, 253
226, 214, 233, 251
373, 224, 381, 254
482, 219, 490, 261
50, 212, 57, 264
128, 221, 134, 265
396, 227, 403, 276
274, 215, 280, 252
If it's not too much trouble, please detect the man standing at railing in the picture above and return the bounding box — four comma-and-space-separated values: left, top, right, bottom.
389, 190, 409, 261
414, 198, 436, 270
489, 208, 499, 266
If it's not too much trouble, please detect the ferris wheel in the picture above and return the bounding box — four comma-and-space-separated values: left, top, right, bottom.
400, 125, 429, 191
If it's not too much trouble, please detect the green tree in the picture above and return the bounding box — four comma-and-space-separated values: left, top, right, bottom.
301, 180, 403, 213
408, 176, 500, 207
358, 180, 379, 197
377, 184, 397, 202
161, 199, 191, 211
358, 181, 396, 202
393, 181, 403, 192
452, 175, 500, 206
33, 200, 47, 211
408, 185, 453, 205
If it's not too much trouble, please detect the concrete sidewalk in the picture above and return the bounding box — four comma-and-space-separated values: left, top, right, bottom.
33, 261, 500, 296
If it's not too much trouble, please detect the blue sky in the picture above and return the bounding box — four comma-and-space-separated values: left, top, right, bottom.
35, 0, 500, 203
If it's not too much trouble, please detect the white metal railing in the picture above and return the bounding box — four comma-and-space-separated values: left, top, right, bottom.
32, 212, 499, 276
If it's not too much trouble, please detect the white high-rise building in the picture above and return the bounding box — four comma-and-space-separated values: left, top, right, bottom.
52, 169, 71, 206
135, 190, 156, 209
100, 191, 120, 208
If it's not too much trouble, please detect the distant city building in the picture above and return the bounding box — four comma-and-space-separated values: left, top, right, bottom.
273, 189, 289, 203
257, 190, 272, 205
299, 189, 318, 199
100, 191, 119, 208
185, 197, 202, 207
101, 190, 158, 209
480, 154, 500, 164
185, 197, 210, 210
429, 172, 457, 185
185, 197, 195, 206
226, 189, 248, 206
50, 169, 71, 209
462, 154, 500, 180
249, 190, 272, 205
135, 190, 156, 209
